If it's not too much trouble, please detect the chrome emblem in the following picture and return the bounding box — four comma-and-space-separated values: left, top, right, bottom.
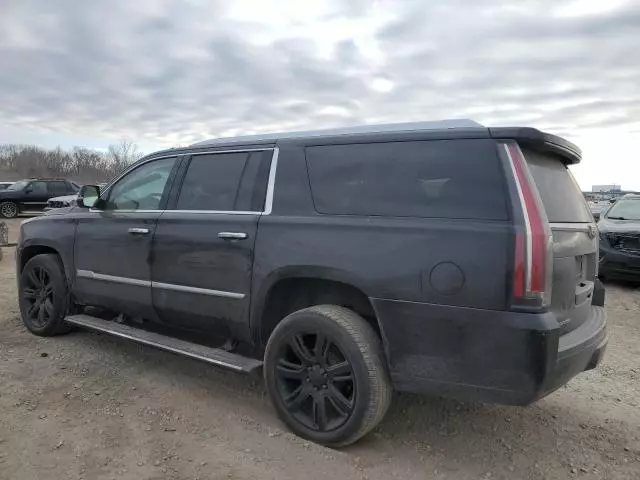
587, 224, 597, 239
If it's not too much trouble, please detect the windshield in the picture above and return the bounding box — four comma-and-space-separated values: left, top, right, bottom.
605, 199, 640, 220
6, 180, 30, 191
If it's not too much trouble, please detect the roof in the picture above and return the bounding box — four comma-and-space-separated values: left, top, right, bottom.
191, 119, 484, 147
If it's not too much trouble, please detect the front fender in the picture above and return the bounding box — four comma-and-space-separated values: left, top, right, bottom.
18, 216, 77, 284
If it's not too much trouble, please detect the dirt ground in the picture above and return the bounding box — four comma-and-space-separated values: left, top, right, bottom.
0, 217, 639, 480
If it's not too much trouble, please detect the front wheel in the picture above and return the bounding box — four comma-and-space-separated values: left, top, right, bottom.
0, 201, 18, 218
19, 254, 72, 336
264, 305, 392, 447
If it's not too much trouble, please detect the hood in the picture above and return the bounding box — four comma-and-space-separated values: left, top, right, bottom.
597, 217, 640, 234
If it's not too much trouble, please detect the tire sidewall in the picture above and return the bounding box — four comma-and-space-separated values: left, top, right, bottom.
0, 201, 18, 218
264, 309, 373, 446
19, 254, 69, 335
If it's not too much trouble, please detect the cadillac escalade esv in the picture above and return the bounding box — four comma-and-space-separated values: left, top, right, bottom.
16, 120, 607, 446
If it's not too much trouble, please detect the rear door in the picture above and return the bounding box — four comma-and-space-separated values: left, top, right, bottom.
47, 180, 73, 200
151, 148, 274, 342
522, 147, 597, 333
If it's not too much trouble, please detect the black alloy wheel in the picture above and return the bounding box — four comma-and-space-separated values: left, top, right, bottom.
22, 265, 55, 329
19, 254, 72, 336
275, 332, 356, 432
265, 305, 392, 447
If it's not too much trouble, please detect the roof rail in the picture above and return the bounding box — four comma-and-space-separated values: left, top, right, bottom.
191, 119, 484, 147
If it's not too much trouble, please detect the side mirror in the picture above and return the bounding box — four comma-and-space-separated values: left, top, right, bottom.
78, 185, 101, 208
24, 187, 33, 194
593, 212, 601, 221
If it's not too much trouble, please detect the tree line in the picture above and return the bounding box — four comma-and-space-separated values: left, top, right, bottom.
0, 139, 144, 184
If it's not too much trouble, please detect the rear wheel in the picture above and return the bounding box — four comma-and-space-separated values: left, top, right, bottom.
19, 254, 72, 336
0, 201, 18, 218
264, 305, 392, 447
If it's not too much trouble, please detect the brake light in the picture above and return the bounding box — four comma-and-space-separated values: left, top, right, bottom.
504, 143, 552, 307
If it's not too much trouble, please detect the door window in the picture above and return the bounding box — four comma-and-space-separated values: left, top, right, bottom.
106, 157, 176, 211
48, 181, 70, 195
175, 151, 270, 211
29, 181, 47, 195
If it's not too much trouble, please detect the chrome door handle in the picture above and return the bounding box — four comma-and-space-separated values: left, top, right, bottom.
218, 232, 248, 240
128, 227, 150, 235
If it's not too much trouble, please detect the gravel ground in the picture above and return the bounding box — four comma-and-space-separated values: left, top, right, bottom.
0, 218, 639, 480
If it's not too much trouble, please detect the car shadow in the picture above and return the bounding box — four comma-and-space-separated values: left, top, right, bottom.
53, 327, 631, 478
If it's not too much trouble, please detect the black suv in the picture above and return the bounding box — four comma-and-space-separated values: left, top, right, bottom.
0, 178, 79, 218
598, 194, 640, 279
16, 122, 607, 446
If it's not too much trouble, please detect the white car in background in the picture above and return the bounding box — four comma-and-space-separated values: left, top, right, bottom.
0, 182, 14, 191
45, 183, 106, 211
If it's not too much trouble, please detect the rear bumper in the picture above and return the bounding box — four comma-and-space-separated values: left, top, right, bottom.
599, 245, 640, 279
373, 298, 607, 405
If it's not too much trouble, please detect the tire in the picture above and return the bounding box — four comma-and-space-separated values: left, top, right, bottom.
264, 305, 392, 447
19, 254, 72, 336
0, 201, 18, 218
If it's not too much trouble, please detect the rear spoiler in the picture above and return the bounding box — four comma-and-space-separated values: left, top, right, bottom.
489, 127, 581, 165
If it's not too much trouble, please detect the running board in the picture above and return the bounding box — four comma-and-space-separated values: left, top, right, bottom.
65, 314, 263, 374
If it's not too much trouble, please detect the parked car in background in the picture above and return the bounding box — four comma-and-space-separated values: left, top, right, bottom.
598, 194, 640, 280
16, 121, 606, 446
44, 183, 106, 211
0, 182, 14, 191
0, 179, 79, 218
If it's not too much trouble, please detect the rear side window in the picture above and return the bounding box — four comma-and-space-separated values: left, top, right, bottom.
522, 148, 592, 223
305, 139, 508, 220
175, 151, 271, 212
47, 181, 70, 194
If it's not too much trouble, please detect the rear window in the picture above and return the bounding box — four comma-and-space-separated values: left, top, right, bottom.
522, 148, 592, 223
305, 139, 508, 220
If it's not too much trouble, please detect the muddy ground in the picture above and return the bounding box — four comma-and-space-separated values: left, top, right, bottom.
0, 217, 639, 479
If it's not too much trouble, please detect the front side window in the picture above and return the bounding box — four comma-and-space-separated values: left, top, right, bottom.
106, 157, 176, 211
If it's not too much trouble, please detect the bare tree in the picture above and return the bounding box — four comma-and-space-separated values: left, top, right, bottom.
0, 139, 144, 184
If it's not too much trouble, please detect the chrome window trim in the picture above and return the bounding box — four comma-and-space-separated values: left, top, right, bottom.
76, 270, 245, 299
90, 147, 279, 216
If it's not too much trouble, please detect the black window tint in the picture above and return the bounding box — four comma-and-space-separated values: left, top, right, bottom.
306, 140, 508, 220
234, 151, 272, 212
176, 153, 248, 211
522, 148, 592, 223
48, 181, 69, 194
29, 181, 47, 195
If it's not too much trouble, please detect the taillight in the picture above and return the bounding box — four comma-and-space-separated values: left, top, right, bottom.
503, 142, 553, 308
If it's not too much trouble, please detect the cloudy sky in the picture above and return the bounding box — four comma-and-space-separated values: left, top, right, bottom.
1, 0, 639, 189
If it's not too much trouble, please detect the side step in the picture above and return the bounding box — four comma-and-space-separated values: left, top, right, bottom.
65, 314, 263, 374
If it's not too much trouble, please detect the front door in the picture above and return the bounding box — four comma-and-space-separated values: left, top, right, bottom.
22, 181, 49, 211
151, 149, 274, 342
73, 156, 179, 319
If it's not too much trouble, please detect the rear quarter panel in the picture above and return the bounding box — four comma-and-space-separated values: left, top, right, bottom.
251, 142, 513, 348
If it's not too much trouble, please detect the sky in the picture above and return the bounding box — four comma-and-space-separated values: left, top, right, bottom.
1, 0, 639, 190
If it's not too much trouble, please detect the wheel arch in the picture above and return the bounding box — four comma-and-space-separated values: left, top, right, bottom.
252, 266, 388, 356
19, 240, 72, 286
